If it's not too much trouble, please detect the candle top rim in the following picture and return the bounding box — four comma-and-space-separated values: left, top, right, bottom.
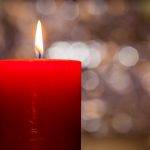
0, 58, 81, 62
0, 59, 81, 63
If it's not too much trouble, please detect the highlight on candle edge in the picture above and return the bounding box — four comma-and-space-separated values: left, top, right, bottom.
35, 20, 43, 58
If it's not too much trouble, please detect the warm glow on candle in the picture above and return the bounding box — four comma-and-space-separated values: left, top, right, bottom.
35, 20, 43, 57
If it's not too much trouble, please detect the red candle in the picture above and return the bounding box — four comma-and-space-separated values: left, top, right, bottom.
0, 21, 81, 150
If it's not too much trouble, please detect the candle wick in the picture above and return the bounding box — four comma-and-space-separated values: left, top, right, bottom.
35, 47, 43, 59
38, 53, 42, 59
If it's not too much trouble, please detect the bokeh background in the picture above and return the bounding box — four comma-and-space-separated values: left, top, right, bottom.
1, 0, 150, 149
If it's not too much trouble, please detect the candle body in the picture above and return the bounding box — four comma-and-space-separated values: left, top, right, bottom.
0, 60, 81, 150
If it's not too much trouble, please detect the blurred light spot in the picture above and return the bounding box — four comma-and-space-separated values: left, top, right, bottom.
83, 118, 101, 133
48, 41, 72, 59
118, 46, 139, 67
82, 99, 106, 133
82, 99, 106, 120
82, 70, 99, 91
105, 67, 132, 94
86, 1, 103, 16
71, 42, 90, 67
112, 113, 133, 133
87, 41, 107, 68
36, 0, 56, 16
60, 1, 79, 21
82, 100, 99, 121
48, 41, 90, 67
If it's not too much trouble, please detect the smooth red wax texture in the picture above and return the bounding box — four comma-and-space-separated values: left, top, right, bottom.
0, 60, 81, 150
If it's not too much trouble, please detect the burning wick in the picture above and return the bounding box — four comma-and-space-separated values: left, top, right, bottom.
35, 20, 43, 59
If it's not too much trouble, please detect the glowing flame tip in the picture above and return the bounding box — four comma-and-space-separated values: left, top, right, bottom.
35, 20, 43, 57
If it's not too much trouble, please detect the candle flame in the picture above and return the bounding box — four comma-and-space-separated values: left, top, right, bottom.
35, 20, 43, 57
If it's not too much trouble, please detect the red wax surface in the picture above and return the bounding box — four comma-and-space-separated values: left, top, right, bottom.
0, 60, 81, 150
